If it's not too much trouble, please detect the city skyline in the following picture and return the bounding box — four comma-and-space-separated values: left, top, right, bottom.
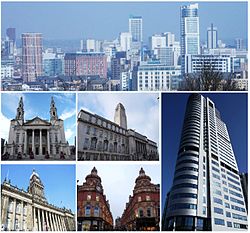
162, 93, 248, 211
2, 2, 247, 43
1, 164, 76, 212
1, 93, 76, 145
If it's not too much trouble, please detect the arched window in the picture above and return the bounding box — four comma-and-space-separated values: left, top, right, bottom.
138, 208, 144, 218
147, 207, 152, 217
94, 206, 100, 217
85, 205, 91, 216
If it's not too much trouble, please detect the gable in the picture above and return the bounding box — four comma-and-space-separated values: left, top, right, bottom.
24, 117, 51, 126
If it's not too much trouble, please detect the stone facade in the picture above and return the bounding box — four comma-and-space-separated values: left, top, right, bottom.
120, 168, 160, 231
3, 97, 72, 160
77, 167, 113, 231
78, 103, 158, 161
1, 170, 75, 231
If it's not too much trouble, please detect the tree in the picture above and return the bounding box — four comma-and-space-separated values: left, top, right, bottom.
179, 62, 240, 91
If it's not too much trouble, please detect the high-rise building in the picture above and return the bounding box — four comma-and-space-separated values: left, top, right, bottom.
180, 3, 200, 74
6, 28, 16, 42
163, 94, 248, 230
239, 173, 248, 212
129, 15, 143, 43
22, 33, 43, 82
64, 52, 107, 79
207, 23, 218, 49
119, 32, 132, 52
150, 34, 166, 53
235, 38, 244, 50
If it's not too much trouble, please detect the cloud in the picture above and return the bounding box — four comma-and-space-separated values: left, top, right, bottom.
60, 109, 75, 121
65, 128, 74, 142
0, 113, 10, 141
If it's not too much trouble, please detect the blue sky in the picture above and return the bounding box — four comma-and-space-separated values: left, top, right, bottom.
78, 92, 159, 144
77, 164, 160, 220
1, 2, 248, 42
161, 93, 248, 209
1, 164, 76, 212
1, 93, 76, 145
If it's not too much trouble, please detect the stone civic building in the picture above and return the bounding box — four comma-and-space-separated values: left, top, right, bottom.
78, 103, 158, 161
3, 97, 72, 160
77, 167, 113, 231
120, 168, 160, 231
1, 170, 75, 231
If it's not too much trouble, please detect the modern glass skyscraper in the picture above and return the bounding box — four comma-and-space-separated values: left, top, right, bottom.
180, 3, 200, 74
163, 94, 248, 231
129, 15, 143, 43
22, 33, 43, 83
207, 23, 218, 49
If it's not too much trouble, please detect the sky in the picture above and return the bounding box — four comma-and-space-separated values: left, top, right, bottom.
1, 164, 76, 212
0, 93, 76, 145
1, 2, 248, 42
77, 164, 160, 219
161, 93, 248, 209
78, 92, 159, 144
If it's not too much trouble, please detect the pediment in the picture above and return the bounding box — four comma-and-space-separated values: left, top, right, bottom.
24, 117, 51, 126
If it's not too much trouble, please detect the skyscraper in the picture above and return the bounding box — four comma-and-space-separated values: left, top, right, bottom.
129, 15, 143, 43
6, 28, 16, 42
22, 33, 43, 82
207, 23, 218, 49
163, 94, 248, 231
180, 3, 200, 74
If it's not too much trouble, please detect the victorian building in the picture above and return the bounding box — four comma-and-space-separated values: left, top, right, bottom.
78, 103, 158, 161
3, 97, 72, 160
1, 170, 75, 231
77, 167, 113, 231
120, 168, 160, 231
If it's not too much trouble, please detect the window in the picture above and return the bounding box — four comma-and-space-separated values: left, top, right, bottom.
232, 213, 247, 221
230, 197, 244, 205
197, 218, 204, 230
86, 126, 90, 134
227, 221, 232, 227
94, 206, 99, 217
139, 209, 143, 217
231, 205, 246, 212
96, 196, 99, 202
225, 203, 230, 208
224, 195, 229, 200
213, 197, 223, 205
202, 207, 206, 215
146, 195, 151, 201
214, 207, 223, 215
203, 196, 206, 204
87, 195, 91, 201
214, 218, 225, 226
85, 205, 91, 216
213, 189, 222, 196
226, 211, 231, 217
147, 208, 151, 217
138, 196, 141, 202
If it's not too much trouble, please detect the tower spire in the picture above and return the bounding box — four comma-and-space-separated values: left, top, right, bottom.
16, 97, 24, 123
50, 97, 58, 121
114, 103, 127, 129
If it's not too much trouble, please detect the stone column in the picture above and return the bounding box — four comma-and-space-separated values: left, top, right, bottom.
24, 130, 27, 155
37, 208, 41, 231
45, 211, 49, 231
32, 130, 35, 154
62, 216, 67, 231
41, 209, 45, 231
11, 199, 16, 230
59, 216, 64, 231
20, 201, 24, 230
47, 130, 50, 154
19, 131, 23, 153
56, 215, 61, 231
1, 195, 9, 229
33, 207, 36, 231
52, 213, 57, 231
48, 212, 54, 231
39, 130, 42, 155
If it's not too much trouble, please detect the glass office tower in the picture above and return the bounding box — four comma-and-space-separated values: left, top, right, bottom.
163, 94, 248, 231
180, 3, 200, 74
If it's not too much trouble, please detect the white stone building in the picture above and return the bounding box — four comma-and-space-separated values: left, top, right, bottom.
3, 97, 71, 160
78, 103, 158, 161
1, 170, 75, 231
